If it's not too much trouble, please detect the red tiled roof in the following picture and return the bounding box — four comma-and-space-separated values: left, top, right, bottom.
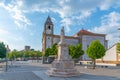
77, 29, 94, 35
75, 29, 105, 36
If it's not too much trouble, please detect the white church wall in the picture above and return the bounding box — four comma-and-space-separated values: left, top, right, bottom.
82, 35, 105, 60
53, 37, 79, 46
103, 45, 117, 61
46, 36, 52, 48
46, 29, 52, 34
53, 37, 60, 44
65, 39, 78, 46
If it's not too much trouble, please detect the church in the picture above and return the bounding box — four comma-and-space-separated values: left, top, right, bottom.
42, 16, 108, 60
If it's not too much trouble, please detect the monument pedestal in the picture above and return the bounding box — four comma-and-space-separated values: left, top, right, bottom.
46, 59, 79, 77
46, 27, 79, 77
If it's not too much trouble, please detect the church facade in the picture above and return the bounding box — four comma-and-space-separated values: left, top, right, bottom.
42, 16, 108, 60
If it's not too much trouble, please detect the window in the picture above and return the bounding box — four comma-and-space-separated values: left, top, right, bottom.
48, 26, 51, 30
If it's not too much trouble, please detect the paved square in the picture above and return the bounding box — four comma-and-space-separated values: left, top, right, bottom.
0, 61, 120, 80
33, 70, 120, 80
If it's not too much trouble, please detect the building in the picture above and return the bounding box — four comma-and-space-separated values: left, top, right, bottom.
24, 46, 30, 51
97, 43, 120, 65
42, 16, 108, 60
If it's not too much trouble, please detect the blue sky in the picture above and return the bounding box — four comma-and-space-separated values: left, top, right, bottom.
0, 0, 120, 51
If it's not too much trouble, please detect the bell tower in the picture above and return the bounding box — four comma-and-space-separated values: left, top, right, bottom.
42, 16, 54, 54
44, 16, 53, 34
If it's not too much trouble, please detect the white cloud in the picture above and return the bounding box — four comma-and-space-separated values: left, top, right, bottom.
99, 0, 120, 10
51, 17, 57, 24
61, 18, 72, 32
1, 0, 120, 50
0, 0, 31, 29
91, 11, 120, 47
0, 29, 9, 34
1, 0, 120, 32
0, 24, 25, 50
14, 0, 100, 32
0, 29, 9, 43
99, 0, 113, 10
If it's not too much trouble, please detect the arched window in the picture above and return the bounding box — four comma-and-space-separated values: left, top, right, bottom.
48, 26, 51, 30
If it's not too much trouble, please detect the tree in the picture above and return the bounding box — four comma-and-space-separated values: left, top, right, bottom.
86, 40, 105, 69
44, 48, 51, 57
50, 43, 58, 55
35, 51, 42, 62
8, 49, 18, 60
0, 42, 6, 58
117, 43, 120, 54
44, 43, 58, 57
69, 44, 84, 59
8, 52, 14, 60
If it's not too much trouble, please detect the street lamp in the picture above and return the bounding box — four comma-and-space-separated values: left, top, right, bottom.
5, 45, 9, 72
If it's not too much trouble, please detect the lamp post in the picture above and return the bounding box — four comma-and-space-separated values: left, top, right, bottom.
5, 45, 9, 72
5, 51, 8, 72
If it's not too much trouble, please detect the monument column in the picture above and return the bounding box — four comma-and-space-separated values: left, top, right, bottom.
46, 27, 79, 77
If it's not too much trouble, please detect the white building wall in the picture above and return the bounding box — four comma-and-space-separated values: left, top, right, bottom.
103, 45, 117, 61
46, 36, 52, 48
53, 37, 78, 46
46, 29, 52, 34
65, 39, 78, 46
119, 54, 120, 61
53, 37, 60, 44
82, 35, 105, 60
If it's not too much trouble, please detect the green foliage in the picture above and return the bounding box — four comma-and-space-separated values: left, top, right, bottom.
86, 40, 105, 59
69, 44, 84, 59
117, 43, 120, 54
0, 42, 6, 58
35, 51, 42, 57
86, 40, 106, 69
8, 52, 14, 60
50, 43, 58, 55
44, 48, 51, 57
44, 43, 58, 57
8, 50, 42, 60
8, 50, 19, 60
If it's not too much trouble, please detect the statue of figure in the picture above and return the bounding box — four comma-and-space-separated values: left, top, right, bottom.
46, 26, 79, 77
60, 26, 65, 43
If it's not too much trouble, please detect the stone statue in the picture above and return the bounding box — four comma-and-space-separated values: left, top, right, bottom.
57, 27, 70, 60
61, 27, 65, 42
46, 27, 79, 77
